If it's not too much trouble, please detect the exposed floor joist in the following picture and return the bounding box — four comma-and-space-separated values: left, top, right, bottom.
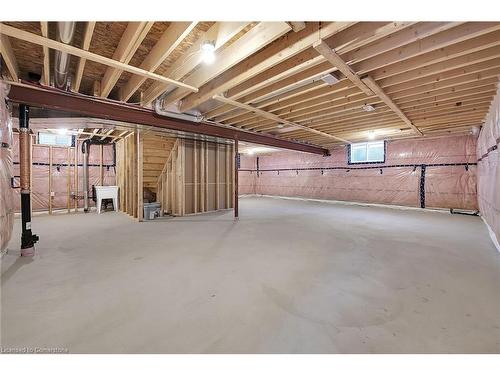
119, 22, 197, 101
212, 94, 351, 143
39, 22, 50, 86
0, 23, 198, 93
140, 22, 250, 104
73, 21, 96, 92
0, 34, 18, 81
100, 22, 154, 98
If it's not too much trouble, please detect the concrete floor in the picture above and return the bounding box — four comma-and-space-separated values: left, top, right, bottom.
1, 196, 499, 353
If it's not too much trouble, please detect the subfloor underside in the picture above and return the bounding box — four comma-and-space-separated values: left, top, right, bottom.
1, 196, 500, 353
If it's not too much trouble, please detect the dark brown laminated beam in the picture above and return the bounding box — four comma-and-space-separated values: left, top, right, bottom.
7, 83, 328, 155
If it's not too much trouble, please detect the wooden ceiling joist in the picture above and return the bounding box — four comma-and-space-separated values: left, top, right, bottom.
361, 76, 423, 136
140, 22, 250, 105
213, 94, 351, 144
40, 22, 50, 85
119, 22, 197, 102
288, 22, 306, 32
0, 23, 198, 93
315, 40, 374, 96
156, 22, 293, 109
0, 34, 18, 81
73, 22, 96, 92
100, 22, 154, 98
178, 22, 356, 112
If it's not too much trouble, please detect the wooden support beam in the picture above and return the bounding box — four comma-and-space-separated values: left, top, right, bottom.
100, 22, 154, 98
136, 130, 144, 221
119, 22, 197, 101
0, 34, 19, 81
361, 75, 424, 136
40, 22, 50, 85
313, 39, 374, 96
288, 22, 306, 32
0, 23, 198, 92
212, 95, 351, 144
73, 21, 96, 92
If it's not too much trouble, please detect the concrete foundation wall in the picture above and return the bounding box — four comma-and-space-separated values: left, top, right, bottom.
240, 134, 478, 210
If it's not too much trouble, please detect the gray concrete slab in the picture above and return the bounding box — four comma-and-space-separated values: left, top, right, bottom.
1, 196, 499, 353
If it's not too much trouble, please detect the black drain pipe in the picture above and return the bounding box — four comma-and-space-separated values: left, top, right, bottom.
19, 104, 39, 256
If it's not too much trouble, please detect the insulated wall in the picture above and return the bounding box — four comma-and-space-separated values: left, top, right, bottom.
240, 135, 477, 210
11, 133, 115, 213
477, 83, 500, 248
0, 83, 14, 252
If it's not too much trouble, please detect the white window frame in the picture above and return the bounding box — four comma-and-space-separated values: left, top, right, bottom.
349, 140, 385, 164
37, 132, 74, 147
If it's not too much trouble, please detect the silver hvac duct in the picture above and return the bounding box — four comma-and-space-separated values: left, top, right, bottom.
54, 22, 76, 89
154, 91, 204, 123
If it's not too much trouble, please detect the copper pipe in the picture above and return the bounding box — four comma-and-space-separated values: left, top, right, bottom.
19, 129, 30, 191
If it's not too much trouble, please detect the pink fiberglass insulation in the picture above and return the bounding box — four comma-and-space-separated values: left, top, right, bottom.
11, 133, 116, 212
239, 154, 257, 195
477, 83, 500, 249
239, 134, 477, 210
0, 83, 14, 251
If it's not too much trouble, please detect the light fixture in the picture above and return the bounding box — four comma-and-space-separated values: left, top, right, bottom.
368, 130, 376, 140
201, 41, 216, 64
276, 124, 284, 129
57, 128, 68, 135
362, 104, 375, 112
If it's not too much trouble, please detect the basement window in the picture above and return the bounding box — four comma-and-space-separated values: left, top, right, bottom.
38, 132, 74, 147
348, 141, 385, 164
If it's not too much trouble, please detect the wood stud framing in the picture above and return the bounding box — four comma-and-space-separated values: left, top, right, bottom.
156, 138, 234, 216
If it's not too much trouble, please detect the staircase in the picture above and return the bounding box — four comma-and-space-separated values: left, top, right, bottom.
142, 134, 176, 194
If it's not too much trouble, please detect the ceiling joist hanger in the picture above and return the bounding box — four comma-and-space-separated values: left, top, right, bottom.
213, 94, 351, 144
313, 39, 424, 136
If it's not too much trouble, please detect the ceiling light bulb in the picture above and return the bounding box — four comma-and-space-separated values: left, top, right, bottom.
201, 41, 216, 64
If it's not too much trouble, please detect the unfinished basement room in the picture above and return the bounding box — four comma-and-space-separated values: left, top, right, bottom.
1, 6, 500, 363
